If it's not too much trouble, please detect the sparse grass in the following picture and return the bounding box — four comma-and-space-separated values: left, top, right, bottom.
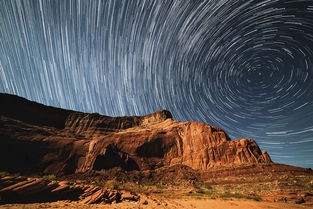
0, 170, 10, 177
204, 184, 213, 190
295, 176, 313, 187
186, 191, 212, 197
305, 182, 313, 190
155, 182, 166, 189
182, 182, 263, 202
185, 190, 261, 201
219, 192, 262, 201
42, 174, 56, 181
99, 173, 312, 202
119, 181, 177, 195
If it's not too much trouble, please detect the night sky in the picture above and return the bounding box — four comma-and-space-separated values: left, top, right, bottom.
1, 0, 313, 168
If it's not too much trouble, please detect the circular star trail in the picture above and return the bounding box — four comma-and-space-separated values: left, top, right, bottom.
1, 0, 313, 168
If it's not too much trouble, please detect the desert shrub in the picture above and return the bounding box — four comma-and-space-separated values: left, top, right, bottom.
105, 179, 119, 189
42, 174, 56, 180
155, 182, 166, 189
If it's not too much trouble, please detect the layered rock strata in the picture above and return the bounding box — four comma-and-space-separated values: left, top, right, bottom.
0, 93, 271, 175
0, 175, 139, 204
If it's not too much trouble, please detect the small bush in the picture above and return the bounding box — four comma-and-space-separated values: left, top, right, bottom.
105, 179, 119, 190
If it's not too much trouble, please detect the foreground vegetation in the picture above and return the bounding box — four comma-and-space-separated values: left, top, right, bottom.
1, 169, 312, 204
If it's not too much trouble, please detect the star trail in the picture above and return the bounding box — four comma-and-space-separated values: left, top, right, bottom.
1, 0, 313, 168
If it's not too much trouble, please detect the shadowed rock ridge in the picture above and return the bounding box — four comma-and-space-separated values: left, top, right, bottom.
0, 93, 271, 175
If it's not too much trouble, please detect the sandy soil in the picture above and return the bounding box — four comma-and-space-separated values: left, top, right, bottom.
1, 198, 312, 209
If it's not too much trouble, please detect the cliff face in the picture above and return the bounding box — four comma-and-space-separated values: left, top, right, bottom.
0, 93, 271, 175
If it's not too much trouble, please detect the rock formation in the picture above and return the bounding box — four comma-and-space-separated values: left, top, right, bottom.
0, 93, 271, 176
0, 175, 139, 204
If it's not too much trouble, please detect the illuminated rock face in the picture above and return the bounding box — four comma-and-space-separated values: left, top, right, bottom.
0, 93, 271, 175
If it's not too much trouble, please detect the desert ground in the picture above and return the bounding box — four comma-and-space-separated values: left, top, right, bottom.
1, 198, 313, 209
1, 168, 313, 209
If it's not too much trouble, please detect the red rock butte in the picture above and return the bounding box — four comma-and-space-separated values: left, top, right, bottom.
0, 93, 271, 175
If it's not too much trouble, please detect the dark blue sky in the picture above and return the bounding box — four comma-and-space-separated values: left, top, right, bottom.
1, 0, 313, 168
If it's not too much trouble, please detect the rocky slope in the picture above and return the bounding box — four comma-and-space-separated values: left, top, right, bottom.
0, 93, 272, 176
0, 175, 139, 204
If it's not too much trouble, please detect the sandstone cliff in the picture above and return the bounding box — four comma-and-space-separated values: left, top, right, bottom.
0, 93, 271, 175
